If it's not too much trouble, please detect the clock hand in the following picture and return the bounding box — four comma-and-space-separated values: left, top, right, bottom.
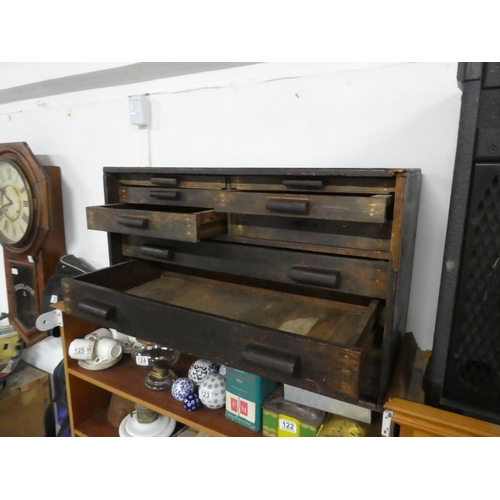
0, 186, 13, 205
0, 200, 13, 210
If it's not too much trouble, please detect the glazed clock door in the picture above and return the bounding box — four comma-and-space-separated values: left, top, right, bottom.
9, 262, 38, 332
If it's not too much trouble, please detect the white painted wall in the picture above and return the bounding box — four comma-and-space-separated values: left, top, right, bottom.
0, 62, 461, 351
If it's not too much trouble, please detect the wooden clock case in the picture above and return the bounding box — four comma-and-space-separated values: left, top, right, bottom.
0, 142, 66, 346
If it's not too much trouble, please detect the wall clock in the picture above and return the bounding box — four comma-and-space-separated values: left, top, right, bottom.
0, 142, 66, 346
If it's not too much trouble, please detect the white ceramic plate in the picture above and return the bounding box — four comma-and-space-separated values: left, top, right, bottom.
78, 352, 122, 371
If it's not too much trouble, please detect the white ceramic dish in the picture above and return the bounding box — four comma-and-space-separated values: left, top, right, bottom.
119, 413, 176, 437
78, 352, 122, 371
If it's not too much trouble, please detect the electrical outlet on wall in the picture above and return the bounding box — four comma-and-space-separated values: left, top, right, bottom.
129, 94, 150, 127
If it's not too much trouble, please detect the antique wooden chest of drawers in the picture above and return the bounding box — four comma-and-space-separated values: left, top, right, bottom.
61, 167, 421, 412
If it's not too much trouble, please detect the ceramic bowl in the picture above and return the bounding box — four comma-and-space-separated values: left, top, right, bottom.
125, 413, 172, 437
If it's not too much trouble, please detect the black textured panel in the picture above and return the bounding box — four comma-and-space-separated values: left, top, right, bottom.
477, 89, 500, 129
443, 164, 500, 412
484, 62, 500, 89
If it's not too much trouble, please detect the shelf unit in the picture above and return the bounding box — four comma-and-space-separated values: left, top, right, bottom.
59, 306, 260, 437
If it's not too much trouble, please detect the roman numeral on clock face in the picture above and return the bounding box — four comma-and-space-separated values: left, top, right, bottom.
4, 219, 8, 231
22, 213, 29, 224
23, 201, 29, 207
20, 186, 26, 194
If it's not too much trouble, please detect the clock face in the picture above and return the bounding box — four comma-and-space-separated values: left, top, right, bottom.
0, 160, 34, 246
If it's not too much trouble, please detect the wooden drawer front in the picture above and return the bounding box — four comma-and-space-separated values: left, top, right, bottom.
117, 174, 226, 190
61, 261, 379, 403
230, 175, 396, 194
121, 236, 389, 298
120, 186, 391, 223
86, 204, 226, 243
228, 214, 392, 259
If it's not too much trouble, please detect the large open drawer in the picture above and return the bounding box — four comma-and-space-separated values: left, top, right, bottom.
61, 260, 381, 403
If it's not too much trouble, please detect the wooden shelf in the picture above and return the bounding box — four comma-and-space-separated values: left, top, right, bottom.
75, 410, 119, 437
384, 333, 500, 437
67, 350, 261, 437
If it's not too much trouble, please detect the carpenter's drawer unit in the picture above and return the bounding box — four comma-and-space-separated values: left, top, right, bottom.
62, 168, 421, 411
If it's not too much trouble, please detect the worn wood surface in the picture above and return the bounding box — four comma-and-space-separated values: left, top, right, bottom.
119, 187, 391, 223
63, 167, 421, 415
104, 166, 414, 176
378, 172, 422, 407
87, 204, 226, 242
128, 270, 369, 345
228, 214, 392, 254
0, 360, 50, 436
120, 237, 389, 298
230, 174, 396, 193
62, 273, 370, 402
118, 174, 226, 190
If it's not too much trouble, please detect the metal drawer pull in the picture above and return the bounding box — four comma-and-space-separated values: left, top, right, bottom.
265, 198, 309, 215
150, 177, 178, 186
290, 266, 340, 289
140, 244, 173, 261
149, 190, 180, 200
78, 300, 116, 320
117, 215, 149, 228
282, 179, 324, 188
242, 344, 300, 376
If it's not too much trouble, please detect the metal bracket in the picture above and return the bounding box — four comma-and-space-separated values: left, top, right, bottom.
381, 410, 394, 437
36, 310, 63, 332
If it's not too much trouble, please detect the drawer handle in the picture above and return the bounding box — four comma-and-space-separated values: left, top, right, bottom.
150, 177, 178, 187
149, 190, 180, 200
140, 244, 173, 261
290, 266, 340, 289
265, 198, 309, 215
117, 215, 149, 228
242, 344, 300, 376
78, 300, 116, 320
282, 179, 324, 189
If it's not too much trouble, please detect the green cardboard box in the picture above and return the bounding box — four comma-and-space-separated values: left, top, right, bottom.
261, 386, 326, 437
225, 367, 278, 431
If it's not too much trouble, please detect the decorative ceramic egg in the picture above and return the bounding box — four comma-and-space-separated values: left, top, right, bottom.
188, 359, 218, 386
171, 377, 196, 401
218, 364, 226, 377
183, 393, 201, 411
198, 374, 226, 409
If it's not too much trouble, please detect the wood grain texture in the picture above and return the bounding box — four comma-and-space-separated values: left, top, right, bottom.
119, 187, 391, 223
0, 360, 50, 436
61, 167, 421, 437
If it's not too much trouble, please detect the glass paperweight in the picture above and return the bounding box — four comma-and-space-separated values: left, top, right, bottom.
132, 343, 180, 368
144, 361, 179, 391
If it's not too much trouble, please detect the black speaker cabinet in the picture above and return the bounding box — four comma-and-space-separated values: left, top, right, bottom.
424, 62, 500, 424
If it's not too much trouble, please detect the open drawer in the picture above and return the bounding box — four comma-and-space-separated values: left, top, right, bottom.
61, 260, 381, 403
86, 204, 226, 242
